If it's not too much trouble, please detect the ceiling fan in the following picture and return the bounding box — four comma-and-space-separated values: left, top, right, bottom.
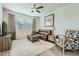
31, 4, 44, 13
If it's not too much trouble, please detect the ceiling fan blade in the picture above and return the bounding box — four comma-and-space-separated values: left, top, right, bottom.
36, 6, 44, 9
36, 10, 40, 13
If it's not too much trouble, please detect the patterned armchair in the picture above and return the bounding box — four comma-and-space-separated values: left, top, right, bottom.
64, 30, 79, 50
56, 30, 79, 51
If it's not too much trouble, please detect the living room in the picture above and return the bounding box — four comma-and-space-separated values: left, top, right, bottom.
0, 3, 79, 56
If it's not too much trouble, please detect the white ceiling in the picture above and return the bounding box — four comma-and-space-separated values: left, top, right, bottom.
0, 3, 69, 16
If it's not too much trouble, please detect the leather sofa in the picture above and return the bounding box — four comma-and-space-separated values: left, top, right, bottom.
37, 29, 52, 40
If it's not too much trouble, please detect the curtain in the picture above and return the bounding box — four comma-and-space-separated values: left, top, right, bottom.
8, 14, 16, 40
32, 18, 36, 32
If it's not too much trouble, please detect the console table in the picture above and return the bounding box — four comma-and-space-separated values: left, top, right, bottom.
0, 34, 12, 51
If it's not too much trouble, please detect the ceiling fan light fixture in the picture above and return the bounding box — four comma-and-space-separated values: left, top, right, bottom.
32, 8, 36, 11
31, 4, 44, 13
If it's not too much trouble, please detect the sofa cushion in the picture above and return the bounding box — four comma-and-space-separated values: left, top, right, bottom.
38, 29, 52, 35
39, 32, 45, 35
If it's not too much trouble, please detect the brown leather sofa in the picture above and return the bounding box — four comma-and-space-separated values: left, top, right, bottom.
37, 29, 52, 40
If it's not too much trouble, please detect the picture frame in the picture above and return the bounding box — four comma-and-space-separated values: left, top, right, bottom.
44, 14, 54, 27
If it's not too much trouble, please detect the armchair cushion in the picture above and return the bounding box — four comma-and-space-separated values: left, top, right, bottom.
65, 30, 79, 50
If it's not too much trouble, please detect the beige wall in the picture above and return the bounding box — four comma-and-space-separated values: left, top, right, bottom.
54, 4, 79, 34
39, 4, 79, 35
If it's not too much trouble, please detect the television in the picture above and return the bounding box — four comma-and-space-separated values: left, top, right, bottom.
2, 21, 7, 36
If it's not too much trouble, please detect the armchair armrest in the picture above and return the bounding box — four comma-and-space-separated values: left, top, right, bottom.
56, 34, 65, 54
62, 38, 65, 54
56, 34, 65, 39
55, 34, 65, 54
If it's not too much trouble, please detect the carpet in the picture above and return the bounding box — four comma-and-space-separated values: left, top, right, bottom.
40, 46, 79, 56
10, 39, 55, 56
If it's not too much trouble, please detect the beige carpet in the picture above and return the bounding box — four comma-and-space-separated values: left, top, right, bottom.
0, 39, 79, 56
10, 39, 55, 56
39, 46, 79, 56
